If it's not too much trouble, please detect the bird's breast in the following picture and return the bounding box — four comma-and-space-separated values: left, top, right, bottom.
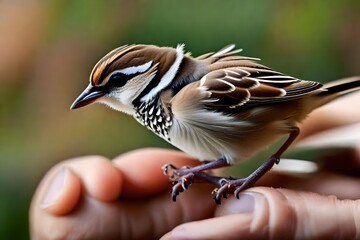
168, 109, 247, 163
134, 101, 173, 141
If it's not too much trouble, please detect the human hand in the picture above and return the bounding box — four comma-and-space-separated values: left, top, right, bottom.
30, 149, 360, 239
30, 149, 217, 239
30, 93, 360, 239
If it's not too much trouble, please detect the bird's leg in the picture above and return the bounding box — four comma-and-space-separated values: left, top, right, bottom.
213, 127, 300, 204
162, 158, 232, 201
163, 158, 229, 179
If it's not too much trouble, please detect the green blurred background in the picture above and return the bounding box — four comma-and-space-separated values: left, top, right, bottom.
1, 0, 359, 238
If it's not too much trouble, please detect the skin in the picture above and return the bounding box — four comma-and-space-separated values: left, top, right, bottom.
30, 92, 360, 239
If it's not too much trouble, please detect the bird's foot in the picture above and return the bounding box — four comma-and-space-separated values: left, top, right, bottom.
163, 164, 204, 201
212, 177, 253, 205
162, 163, 191, 181
162, 162, 228, 202
170, 173, 195, 201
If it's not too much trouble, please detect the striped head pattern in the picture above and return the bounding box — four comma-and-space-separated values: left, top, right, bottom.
88, 44, 184, 114
71, 44, 185, 115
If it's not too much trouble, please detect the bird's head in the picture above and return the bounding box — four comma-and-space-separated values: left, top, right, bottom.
70, 44, 185, 115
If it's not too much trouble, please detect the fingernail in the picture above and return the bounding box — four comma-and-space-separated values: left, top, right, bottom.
41, 167, 68, 208
170, 226, 196, 240
216, 192, 264, 216
230, 193, 256, 213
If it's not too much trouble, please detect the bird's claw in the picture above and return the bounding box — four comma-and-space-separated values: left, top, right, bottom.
170, 173, 194, 201
162, 163, 178, 179
212, 178, 248, 204
213, 185, 230, 205
171, 182, 183, 201
234, 182, 250, 199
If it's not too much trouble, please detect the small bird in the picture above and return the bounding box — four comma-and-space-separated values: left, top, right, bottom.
71, 44, 360, 204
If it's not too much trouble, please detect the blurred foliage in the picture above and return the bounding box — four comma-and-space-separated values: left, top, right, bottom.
0, 0, 359, 238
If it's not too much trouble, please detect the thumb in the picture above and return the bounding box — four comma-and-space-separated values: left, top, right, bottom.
162, 187, 360, 239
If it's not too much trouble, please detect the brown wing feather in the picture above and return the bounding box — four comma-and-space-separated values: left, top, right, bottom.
178, 45, 323, 110
199, 67, 323, 109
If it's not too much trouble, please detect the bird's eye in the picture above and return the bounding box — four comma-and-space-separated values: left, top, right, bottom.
107, 72, 133, 88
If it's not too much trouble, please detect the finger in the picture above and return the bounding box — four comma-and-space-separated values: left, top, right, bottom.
31, 175, 215, 239
34, 167, 82, 216
30, 156, 123, 238
163, 187, 360, 239
31, 151, 215, 239
31, 156, 122, 217
258, 171, 360, 199
65, 156, 122, 202
103, 185, 215, 239
299, 91, 360, 139
112, 148, 200, 198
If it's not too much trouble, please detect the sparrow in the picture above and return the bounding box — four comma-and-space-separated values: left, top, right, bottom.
71, 44, 360, 204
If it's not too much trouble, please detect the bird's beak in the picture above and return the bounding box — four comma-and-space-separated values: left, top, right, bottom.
70, 84, 106, 109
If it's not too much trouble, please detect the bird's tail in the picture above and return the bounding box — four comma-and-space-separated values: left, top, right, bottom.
314, 76, 360, 108
322, 76, 360, 96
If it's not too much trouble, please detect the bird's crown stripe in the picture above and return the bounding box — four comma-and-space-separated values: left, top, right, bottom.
91, 45, 137, 85
140, 44, 185, 102
114, 61, 153, 75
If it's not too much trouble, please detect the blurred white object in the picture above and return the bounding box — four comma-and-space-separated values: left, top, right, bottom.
296, 123, 360, 148
272, 158, 319, 175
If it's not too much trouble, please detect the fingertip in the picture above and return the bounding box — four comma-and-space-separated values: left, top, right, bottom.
41, 167, 81, 216
113, 148, 196, 167
112, 148, 199, 198
251, 187, 296, 238
70, 156, 123, 202
212, 187, 296, 239
216, 187, 359, 239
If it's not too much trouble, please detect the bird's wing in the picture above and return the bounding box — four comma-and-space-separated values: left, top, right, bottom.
197, 67, 323, 109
